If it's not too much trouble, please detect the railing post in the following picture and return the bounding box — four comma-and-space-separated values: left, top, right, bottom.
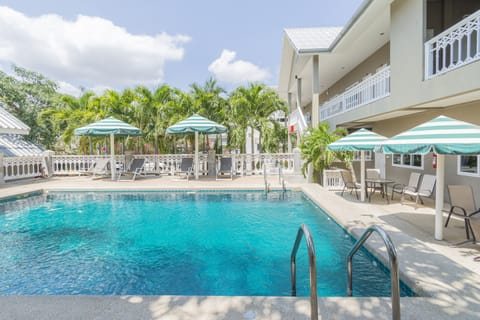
293, 148, 302, 174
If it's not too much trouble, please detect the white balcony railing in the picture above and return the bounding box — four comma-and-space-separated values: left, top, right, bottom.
425, 9, 480, 79
320, 65, 390, 121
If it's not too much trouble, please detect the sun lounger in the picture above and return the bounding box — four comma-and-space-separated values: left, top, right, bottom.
216, 157, 233, 180
117, 158, 146, 181
176, 157, 194, 181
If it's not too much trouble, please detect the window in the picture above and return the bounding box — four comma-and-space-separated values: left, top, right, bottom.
392, 154, 423, 169
353, 151, 372, 161
458, 155, 480, 176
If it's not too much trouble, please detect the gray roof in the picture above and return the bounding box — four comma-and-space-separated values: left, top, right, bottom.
0, 134, 44, 157
284, 27, 343, 54
0, 105, 30, 135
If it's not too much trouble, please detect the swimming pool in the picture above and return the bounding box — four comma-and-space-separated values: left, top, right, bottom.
0, 191, 414, 296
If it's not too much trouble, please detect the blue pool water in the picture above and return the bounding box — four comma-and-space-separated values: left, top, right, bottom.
0, 191, 414, 296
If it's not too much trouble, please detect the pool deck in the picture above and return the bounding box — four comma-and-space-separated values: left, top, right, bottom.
1, 175, 480, 320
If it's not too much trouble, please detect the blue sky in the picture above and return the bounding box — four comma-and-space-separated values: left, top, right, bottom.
0, 0, 362, 95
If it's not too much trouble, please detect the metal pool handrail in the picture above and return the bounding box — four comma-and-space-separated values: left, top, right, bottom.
291, 224, 318, 320
347, 225, 400, 320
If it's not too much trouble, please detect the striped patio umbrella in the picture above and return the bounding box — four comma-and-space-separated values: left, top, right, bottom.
166, 114, 228, 180
74, 117, 142, 181
328, 128, 388, 201
380, 115, 480, 240
380, 115, 480, 155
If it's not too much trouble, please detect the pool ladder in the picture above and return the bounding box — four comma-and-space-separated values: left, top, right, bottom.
263, 164, 286, 194
290, 224, 401, 320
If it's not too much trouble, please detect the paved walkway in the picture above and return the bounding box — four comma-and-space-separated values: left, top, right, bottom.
1, 175, 479, 319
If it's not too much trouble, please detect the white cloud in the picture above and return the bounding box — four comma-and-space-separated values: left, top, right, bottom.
0, 6, 190, 89
208, 50, 270, 84
57, 81, 82, 97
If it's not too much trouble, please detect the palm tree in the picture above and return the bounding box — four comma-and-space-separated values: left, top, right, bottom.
189, 78, 228, 152
228, 83, 287, 153
39, 91, 104, 152
299, 122, 350, 183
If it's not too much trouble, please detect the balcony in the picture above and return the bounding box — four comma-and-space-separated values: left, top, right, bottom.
425, 9, 480, 80
319, 65, 391, 121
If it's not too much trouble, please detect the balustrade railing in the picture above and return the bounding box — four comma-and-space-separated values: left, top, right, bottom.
1, 153, 297, 182
2, 156, 45, 181
320, 65, 390, 121
322, 169, 345, 190
425, 9, 480, 79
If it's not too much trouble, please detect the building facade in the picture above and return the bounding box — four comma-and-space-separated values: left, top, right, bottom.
279, 0, 480, 200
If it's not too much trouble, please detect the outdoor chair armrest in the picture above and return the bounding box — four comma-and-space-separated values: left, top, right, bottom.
449, 205, 468, 217
416, 188, 433, 197
402, 186, 418, 193
392, 183, 406, 191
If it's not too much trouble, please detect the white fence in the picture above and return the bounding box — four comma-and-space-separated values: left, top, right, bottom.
2, 156, 45, 181
322, 169, 345, 191
425, 9, 480, 79
1, 153, 298, 182
320, 65, 391, 121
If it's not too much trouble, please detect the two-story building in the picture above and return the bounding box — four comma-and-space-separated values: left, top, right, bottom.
279, 0, 480, 199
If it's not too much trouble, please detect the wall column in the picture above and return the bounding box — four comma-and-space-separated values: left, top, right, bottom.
287, 92, 293, 153
312, 54, 320, 127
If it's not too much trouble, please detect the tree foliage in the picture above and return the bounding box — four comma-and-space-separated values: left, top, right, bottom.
300, 122, 351, 183
1, 66, 288, 155
0, 65, 58, 147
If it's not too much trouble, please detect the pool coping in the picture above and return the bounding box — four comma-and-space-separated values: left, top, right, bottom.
1, 178, 480, 319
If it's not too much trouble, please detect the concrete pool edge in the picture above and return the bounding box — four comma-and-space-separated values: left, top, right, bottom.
300, 184, 480, 301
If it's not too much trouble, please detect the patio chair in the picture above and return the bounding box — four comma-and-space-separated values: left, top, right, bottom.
391, 172, 422, 200
340, 170, 361, 200
445, 185, 480, 243
216, 157, 233, 180
117, 158, 146, 181
176, 157, 194, 181
401, 174, 436, 208
86, 158, 110, 179
366, 168, 382, 195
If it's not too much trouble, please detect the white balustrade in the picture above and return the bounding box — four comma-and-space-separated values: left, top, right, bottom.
425, 10, 480, 80
2, 153, 297, 182
322, 169, 345, 190
3, 156, 45, 181
52, 155, 110, 175
320, 65, 391, 121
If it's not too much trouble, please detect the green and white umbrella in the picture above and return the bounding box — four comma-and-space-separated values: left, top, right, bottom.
74, 117, 142, 181
328, 128, 388, 201
380, 115, 480, 240
166, 114, 228, 179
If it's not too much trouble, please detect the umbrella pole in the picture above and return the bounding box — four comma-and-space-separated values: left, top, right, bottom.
195, 131, 199, 180
434, 154, 445, 240
360, 150, 366, 202
110, 133, 115, 181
